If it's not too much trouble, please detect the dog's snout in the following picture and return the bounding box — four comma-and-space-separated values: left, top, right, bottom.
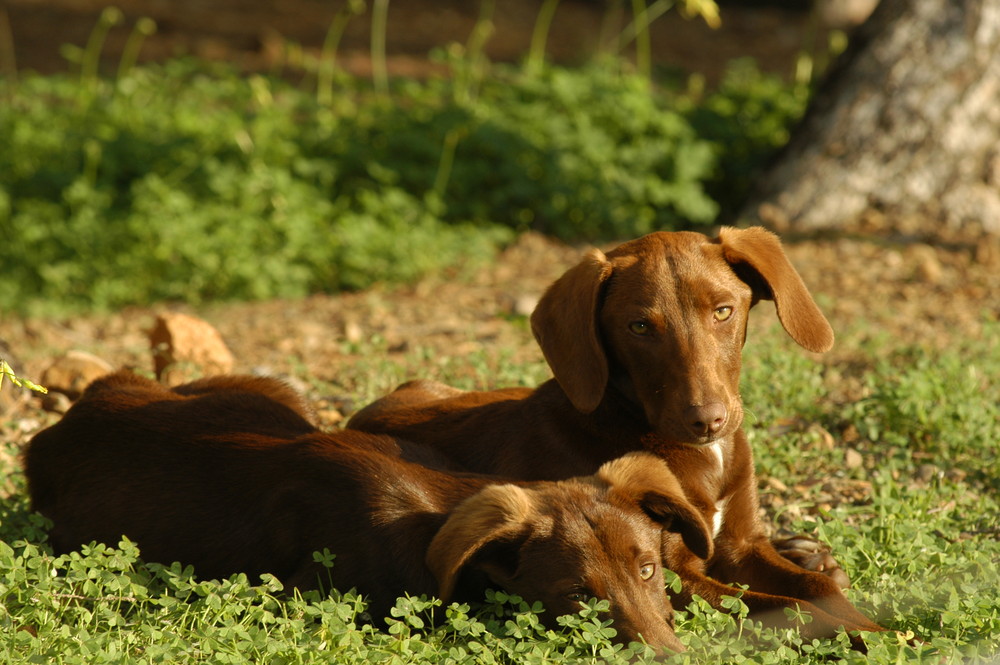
684, 403, 727, 438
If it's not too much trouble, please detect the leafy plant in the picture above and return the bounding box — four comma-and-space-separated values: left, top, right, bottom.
0, 360, 46, 394
682, 58, 811, 220
326, 57, 718, 241
0, 45, 818, 315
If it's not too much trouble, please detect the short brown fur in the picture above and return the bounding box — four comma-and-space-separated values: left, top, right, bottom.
24, 370, 712, 651
348, 227, 885, 646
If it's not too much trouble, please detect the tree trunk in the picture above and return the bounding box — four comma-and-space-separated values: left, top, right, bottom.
738, 0, 1000, 235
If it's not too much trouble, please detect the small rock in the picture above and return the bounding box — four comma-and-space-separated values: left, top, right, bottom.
766, 476, 789, 492
915, 463, 939, 483
0, 380, 29, 418
388, 340, 409, 353
512, 294, 540, 317
41, 391, 73, 414
16, 417, 41, 434
149, 312, 234, 386
809, 424, 837, 450
844, 448, 864, 470
40, 350, 114, 399
343, 320, 364, 345
316, 408, 344, 426
910, 245, 943, 284
840, 423, 860, 444
945, 468, 968, 483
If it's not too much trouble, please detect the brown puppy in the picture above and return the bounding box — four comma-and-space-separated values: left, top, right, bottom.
348, 227, 885, 645
23, 370, 713, 651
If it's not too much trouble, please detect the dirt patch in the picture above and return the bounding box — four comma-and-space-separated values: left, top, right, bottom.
3, 226, 998, 411
5, 0, 831, 84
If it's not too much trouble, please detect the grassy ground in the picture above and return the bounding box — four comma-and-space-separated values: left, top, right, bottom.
2, 232, 999, 664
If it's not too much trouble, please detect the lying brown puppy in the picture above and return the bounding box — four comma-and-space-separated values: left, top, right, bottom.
348, 227, 886, 645
23, 370, 712, 651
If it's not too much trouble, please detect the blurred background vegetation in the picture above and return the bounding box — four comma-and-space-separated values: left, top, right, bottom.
0, 0, 862, 315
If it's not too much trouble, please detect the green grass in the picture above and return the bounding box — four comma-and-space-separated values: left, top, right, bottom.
2, 320, 998, 664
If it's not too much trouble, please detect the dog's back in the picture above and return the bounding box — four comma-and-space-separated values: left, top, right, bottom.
24, 372, 445, 591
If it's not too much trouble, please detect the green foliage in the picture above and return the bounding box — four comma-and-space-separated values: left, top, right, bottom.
330, 57, 718, 240
0, 51, 806, 315
0, 61, 509, 315
0, 360, 47, 394
743, 318, 1000, 490
683, 58, 811, 219
846, 334, 1000, 461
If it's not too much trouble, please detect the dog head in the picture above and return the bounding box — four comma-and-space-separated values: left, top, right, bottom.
530, 227, 833, 445
425, 453, 711, 651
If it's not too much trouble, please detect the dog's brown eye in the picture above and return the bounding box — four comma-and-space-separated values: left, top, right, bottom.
565, 588, 589, 603
628, 321, 651, 335
639, 563, 656, 580
713, 306, 733, 322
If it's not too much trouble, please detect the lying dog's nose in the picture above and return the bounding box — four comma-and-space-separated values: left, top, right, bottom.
684, 403, 727, 438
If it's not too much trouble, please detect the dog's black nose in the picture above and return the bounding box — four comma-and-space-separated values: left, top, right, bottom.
684, 403, 727, 437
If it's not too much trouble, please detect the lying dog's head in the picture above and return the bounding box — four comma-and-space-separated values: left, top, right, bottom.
530, 227, 833, 446
425, 452, 711, 651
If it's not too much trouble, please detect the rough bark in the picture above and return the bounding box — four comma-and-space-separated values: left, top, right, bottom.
739, 0, 1000, 234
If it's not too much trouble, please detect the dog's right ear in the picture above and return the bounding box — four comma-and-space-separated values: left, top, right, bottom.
718, 226, 834, 353
530, 249, 614, 413
425, 484, 536, 603
598, 453, 714, 561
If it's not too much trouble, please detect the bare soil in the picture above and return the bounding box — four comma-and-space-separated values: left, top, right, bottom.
3, 226, 998, 415
4, 0, 824, 84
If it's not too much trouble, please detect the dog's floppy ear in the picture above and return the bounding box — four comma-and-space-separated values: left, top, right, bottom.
530, 249, 614, 413
426, 484, 536, 603
598, 453, 714, 561
718, 226, 834, 353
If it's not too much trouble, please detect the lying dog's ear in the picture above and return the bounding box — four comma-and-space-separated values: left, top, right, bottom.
426, 484, 535, 603
639, 489, 713, 561
598, 453, 714, 561
530, 249, 614, 413
718, 226, 834, 353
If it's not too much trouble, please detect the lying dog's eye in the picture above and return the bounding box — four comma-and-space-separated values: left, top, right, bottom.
565, 589, 588, 603
639, 563, 656, 580
713, 306, 733, 322
628, 320, 651, 335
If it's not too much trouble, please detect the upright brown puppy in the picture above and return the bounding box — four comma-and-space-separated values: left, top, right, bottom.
349, 227, 885, 644
24, 370, 713, 651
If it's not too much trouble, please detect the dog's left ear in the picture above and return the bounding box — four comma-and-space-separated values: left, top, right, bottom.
718, 226, 834, 353
425, 484, 535, 603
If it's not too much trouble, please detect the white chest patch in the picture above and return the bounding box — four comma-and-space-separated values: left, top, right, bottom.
708, 441, 724, 471
712, 497, 729, 539
705, 441, 727, 538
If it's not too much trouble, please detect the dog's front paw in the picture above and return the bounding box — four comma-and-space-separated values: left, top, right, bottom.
771, 533, 851, 589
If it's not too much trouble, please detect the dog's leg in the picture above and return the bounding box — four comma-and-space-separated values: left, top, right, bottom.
772, 533, 851, 589
708, 535, 883, 635
667, 551, 878, 650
